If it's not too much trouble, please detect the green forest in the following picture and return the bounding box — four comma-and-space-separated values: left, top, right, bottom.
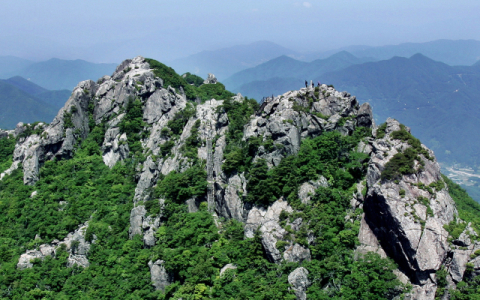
1, 60, 480, 300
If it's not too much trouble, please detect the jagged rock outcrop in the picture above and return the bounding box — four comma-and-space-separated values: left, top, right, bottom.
17, 222, 92, 269
288, 267, 310, 300
216, 173, 247, 222
128, 200, 163, 247
148, 260, 173, 291
361, 118, 458, 299
448, 223, 480, 283
297, 177, 328, 204
1, 56, 162, 185
244, 85, 371, 168
220, 263, 237, 276
245, 199, 311, 263
203, 73, 218, 85
6, 55, 479, 299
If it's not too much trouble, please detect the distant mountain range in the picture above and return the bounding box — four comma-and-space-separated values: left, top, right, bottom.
323, 54, 480, 165
225, 53, 480, 168
0, 57, 117, 90
2, 39, 480, 166
0, 76, 71, 129
169, 39, 480, 84
302, 39, 480, 66
168, 41, 299, 80
223, 51, 375, 92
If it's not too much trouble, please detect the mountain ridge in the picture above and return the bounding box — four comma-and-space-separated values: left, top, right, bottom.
0, 80, 59, 129
169, 40, 299, 80
304, 39, 480, 66
228, 53, 480, 171
0, 56, 479, 299
223, 51, 374, 91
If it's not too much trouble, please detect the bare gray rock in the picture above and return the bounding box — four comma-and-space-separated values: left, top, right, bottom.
203, 73, 218, 85
405, 281, 437, 300
17, 249, 48, 270
220, 264, 237, 276
216, 174, 246, 222
283, 243, 311, 263
297, 177, 328, 204
245, 199, 310, 264
356, 213, 387, 258
17, 222, 92, 269
148, 260, 173, 291
143, 213, 161, 248
356, 102, 373, 127
129, 205, 147, 238
288, 267, 310, 300
243, 85, 369, 169
450, 249, 471, 283
363, 118, 457, 293
0, 129, 8, 139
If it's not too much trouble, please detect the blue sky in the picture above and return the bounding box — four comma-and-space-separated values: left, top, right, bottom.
1, 0, 479, 62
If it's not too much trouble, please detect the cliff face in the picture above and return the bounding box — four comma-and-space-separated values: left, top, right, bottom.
1, 56, 479, 299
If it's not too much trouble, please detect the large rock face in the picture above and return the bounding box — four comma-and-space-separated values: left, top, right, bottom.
360, 118, 458, 299
148, 260, 173, 291
243, 86, 371, 168
245, 199, 311, 264
17, 222, 92, 269
288, 267, 310, 300
5, 55, 479, 299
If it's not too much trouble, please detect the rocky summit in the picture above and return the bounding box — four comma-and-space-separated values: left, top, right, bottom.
0, 56, 479, 299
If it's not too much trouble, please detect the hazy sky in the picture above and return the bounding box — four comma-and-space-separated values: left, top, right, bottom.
1, 0, 479, 62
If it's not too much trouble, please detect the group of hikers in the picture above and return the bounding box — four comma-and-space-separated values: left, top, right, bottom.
305, 80, 321, 88
258, 81, 321, 112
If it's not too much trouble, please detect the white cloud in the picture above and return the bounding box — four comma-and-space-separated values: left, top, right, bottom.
303, 2, 312, 8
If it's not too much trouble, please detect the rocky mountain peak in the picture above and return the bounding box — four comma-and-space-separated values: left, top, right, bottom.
1, 56, 479, 299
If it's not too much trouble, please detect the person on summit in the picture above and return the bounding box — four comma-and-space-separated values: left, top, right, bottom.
318, 81, 321, 87
311, 81, 314, 88
305, 80, 308, 88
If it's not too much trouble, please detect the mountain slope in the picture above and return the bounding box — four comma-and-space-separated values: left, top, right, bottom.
223, 51, 374, 91
1, 76, 74, 115
35, 89, 74, 109
0, 81, 58, 129
305, 39, 480, 66
233, 54, 480, 169
0, 55, 33, 78
169, 40, 298, 80
1, 76, 47, 95
0, 57, 480, 299
16, 58, 117, 90
350, 39, 480, 66
320, 54, 480, 166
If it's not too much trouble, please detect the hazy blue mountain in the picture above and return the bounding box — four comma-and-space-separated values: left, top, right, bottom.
236, 77, 301, 100
16, 58, 117, 90
322, 54, 480, 166
305, 39, 480, 66
222, 56, 307, 91
0, 81, 58, 129
2, 76, 48, 95
1, 76, 71, 109
0, 56, 33, 78
233, 54, 480, 168
223, 51, 375, 92
35, 90, 72, 108
301, 45, 373, 61
169, 41, 299, 80
301, 51, 374, 77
